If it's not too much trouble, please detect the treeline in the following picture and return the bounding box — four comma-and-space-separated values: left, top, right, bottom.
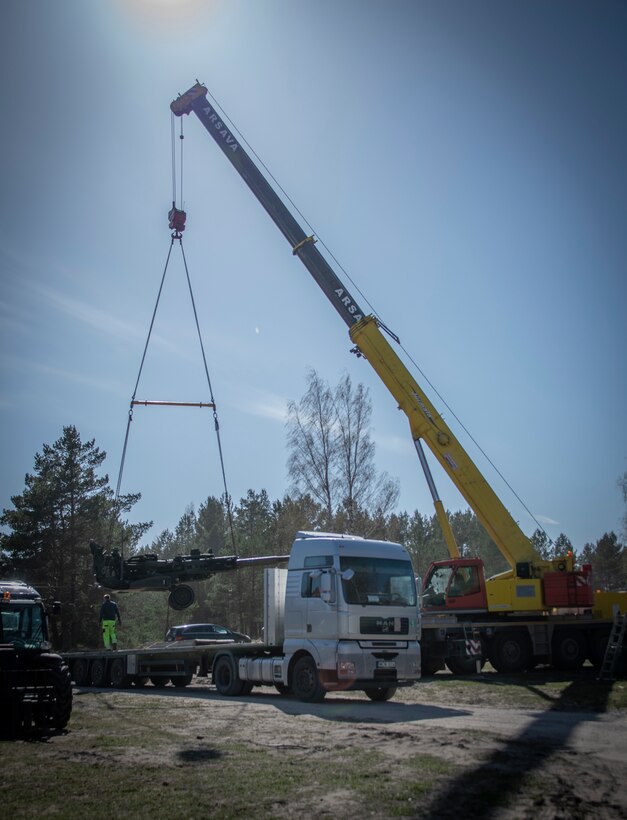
1, 426, 626, 650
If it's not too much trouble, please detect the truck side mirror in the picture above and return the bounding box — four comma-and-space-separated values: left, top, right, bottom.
320, 571, 335, 604
415, 577, 422, 610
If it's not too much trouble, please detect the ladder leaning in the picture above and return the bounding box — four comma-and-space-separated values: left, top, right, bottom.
598, 612, 626, 682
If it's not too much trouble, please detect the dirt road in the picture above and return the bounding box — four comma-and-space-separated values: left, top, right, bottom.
65, 677, 627, 819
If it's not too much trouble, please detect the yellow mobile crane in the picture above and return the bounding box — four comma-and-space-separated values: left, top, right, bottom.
171, 82, 625, 674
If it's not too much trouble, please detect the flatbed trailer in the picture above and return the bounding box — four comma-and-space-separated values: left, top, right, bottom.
61, 640, 252, 689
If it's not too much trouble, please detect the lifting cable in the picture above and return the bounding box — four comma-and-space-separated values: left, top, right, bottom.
109, 115, 237, 559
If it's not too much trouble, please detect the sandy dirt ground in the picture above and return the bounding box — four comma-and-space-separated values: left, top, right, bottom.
70, 678, 627, 819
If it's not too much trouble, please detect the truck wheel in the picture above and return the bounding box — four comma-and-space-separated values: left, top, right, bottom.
364, 686, 397, 702
0, 702, 21, 738
213, 655, 244, 696
109, 658, 131, 688
34, 656, 73, 730
489, 631, 531, 673
172, 673, 194, 688
72, 658, 90, 686
240, 681, 254, 696
552, 628, 586, 670
90, 658, 108, 687
291, 656, 326, 703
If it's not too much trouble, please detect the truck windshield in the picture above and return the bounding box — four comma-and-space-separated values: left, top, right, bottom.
0, 603, 45, 647
340, 557, 417, 606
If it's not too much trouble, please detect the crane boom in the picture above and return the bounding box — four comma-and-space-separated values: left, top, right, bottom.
172, 82, 569, 577
171, 83, 365, 329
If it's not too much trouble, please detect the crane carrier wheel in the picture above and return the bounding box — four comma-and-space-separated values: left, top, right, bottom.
488, 630, 532, 673
551, 628, 587, 670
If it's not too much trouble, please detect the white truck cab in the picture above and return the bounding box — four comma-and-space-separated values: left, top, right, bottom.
215, 532, 421, 703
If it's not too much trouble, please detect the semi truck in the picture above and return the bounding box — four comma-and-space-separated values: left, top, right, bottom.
170, 81, 625, 676
210, 531, 420, 702
0, 580, 73, 735
64, 531, 421, 702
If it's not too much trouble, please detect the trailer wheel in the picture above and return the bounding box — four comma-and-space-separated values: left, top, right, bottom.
109, 658, 131, 688
133, 677, 149, 688
213, 655, 244, 696
489, 631, 531, 673
291, 656, 326, 703
552, 628, 586, 670
72, 657, 90, 686
364, 686, 397, 702
150, 676, 170, 687
90, 658, 108, 687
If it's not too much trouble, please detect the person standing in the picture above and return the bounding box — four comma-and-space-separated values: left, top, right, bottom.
99, 593, 122, 650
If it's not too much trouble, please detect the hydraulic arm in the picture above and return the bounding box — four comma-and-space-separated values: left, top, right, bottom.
172, 82, 571, 578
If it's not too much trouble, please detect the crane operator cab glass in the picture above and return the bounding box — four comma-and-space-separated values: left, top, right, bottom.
422, 562, 484, 611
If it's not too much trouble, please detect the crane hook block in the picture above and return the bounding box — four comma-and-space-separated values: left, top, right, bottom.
168, 205, 187, 235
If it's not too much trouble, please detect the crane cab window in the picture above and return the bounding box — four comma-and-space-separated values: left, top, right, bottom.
448, 566, 481, 598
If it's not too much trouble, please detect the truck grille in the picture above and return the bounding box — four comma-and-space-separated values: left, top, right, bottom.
360, 617, 409, 635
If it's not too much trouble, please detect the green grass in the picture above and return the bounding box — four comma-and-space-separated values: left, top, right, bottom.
404, 667, 627, 711
0, 696, 457, 819
3, 670, 624, 818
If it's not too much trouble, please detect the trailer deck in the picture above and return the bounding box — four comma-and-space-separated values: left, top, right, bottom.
61, 639, 264, 689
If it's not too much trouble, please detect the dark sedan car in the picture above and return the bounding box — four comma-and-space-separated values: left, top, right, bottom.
165, 623, 251, 643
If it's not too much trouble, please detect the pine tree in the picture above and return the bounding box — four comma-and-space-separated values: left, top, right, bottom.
589, 532, 626, 591
0, 426, 146, 648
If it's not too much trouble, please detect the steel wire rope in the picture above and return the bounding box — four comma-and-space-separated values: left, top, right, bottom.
203, 91, 551, 544
171, 108, 236, 553
171, 112, 177, 205
178, 237, 237, 553
108, 239, 176, 556
178, 115, 184, 210
109, 112, 237, 559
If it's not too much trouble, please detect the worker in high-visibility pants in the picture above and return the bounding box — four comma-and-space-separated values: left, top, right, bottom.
99, 593, 122, 650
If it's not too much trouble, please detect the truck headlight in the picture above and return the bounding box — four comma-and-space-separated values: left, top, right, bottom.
337, 660, 356, 678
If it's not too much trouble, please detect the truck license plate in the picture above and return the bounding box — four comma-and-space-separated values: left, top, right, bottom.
377, 660, 396, 669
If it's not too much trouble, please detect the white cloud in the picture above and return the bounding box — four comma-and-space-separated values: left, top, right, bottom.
33, 284, 143, 343
373, 431, 414, 455
533, 514, 560, 526
235, 387, 288, 423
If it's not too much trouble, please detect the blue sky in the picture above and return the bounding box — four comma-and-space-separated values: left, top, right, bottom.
1, 0, 625, 552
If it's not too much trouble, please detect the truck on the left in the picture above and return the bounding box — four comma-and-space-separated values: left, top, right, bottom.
0, 580, 72, 735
